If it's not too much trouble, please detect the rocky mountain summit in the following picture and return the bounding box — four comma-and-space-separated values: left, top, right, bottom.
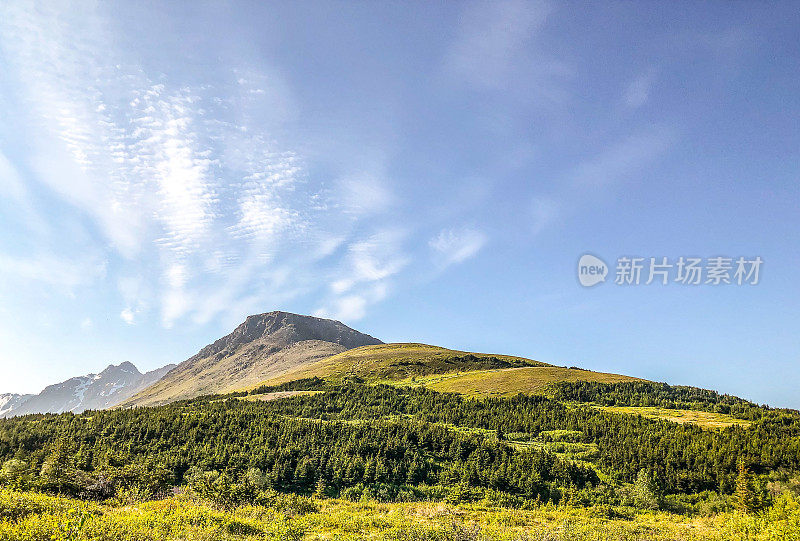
123, 311, 383, 407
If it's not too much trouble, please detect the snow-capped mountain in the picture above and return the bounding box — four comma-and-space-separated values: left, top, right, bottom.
0, 393, 34, 417
0, 362, 175, 418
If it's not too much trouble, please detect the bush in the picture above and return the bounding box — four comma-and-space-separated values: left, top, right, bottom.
254, 490, 318, 516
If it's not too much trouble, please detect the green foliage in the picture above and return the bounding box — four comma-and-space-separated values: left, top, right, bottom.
0, 386, 601, 504
1, 488, 800, 540
254, 383, 800, 494
549, 381, 779, 421
0, 489, 305, 541
631, 470, 661, 510
537, 430, 584, 443
0, 380, 799, 517
735, 462, 762, 514
248, 376, 328, 396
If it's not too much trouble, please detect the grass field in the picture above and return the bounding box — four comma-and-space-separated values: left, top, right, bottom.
2, 489, 799, 541
250, 344, 641, 399
421, 366, 640, 398
594, 405, 752, 430
252, 343, 548, 386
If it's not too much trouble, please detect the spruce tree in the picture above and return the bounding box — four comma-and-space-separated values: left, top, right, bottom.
734, 461, 759, 514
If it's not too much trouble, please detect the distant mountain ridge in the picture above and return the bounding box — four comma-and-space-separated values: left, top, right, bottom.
5, 310, 641, 413
0, 362, 176, 418
0, 393, 33, 417
122, 311, 383, 407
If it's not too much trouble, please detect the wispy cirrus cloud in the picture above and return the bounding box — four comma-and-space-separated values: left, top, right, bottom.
623, 69, 657, 110
315, 229, 408, 321
0, 252, 106, 292
429, 227, 488, 268
568, 128, 675, 190
445, 0, 573, 103
527, 128, 675, 237
0, 2, 403, 328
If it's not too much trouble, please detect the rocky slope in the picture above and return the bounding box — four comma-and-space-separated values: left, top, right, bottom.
122, 311, 383, 407
0, 393, 33, 417
1, 362, 175, 417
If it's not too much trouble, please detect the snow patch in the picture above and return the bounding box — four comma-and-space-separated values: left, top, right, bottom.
72, 378, 93, 404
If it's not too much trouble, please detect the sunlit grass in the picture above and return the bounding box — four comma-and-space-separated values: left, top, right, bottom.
423, 366, 639, 398
593, 405, 751, 430
2, 489, 799, 540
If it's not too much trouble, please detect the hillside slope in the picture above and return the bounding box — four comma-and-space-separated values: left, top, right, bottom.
425, 365, 640, 397
0, 393, 33, 417
123, 311, 383, 407
248, 342, 639, 396
251, 342, 545, 384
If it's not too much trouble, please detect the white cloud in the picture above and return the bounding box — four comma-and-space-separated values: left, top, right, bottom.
80, 318, 93, 331
0, 151, 28, 203
337, 173, 394, 215
0, 252, 104, 291
314, 282, 389, 323
315, 230, 408, 321
446, 0, 572, 102
120, 308, 136, 325
623, 70, 656, 109
569, 129, 674, 190
161, 289, 191, 328
0, 3, 348, 328
165, 264, 189, 289
0, 150, 50, 236
331, 230, 409, 293
429, 227, 487, 267
0, 3, 424, 328
315, 295, 367, 322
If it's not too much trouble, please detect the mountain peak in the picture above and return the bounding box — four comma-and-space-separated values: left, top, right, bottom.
100, 361, 141, 376
124, 311, 383, 407
197, 311, 382, 359
1, 360, 174, 417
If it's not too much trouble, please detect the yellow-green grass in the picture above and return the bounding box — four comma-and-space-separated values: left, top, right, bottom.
2, 488, 800, 541
422, 366, 641, 398
247, 343, 643, 400
249, 343, 547, 388
594, 405, 751, 430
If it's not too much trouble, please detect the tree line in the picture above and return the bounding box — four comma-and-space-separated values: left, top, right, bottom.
0, 382, 798, 505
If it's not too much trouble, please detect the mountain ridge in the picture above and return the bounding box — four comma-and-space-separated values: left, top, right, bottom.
1, 362, 176, 418
122, 311, 383, 407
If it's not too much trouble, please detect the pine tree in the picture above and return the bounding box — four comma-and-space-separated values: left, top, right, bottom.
40, 436, 74, 494
734, 461, 759, 514
313, 477, 327, 499
632, 469, 660, 510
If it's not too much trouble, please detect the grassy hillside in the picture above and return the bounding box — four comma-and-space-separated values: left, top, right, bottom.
249, 343, 639, 397
251, 343, 544, 383
594, 405, 752, 430
423, 366, 640, 398
3, 382, 800, 539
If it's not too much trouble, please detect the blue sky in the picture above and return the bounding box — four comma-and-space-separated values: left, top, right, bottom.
0, 1, 798, 407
